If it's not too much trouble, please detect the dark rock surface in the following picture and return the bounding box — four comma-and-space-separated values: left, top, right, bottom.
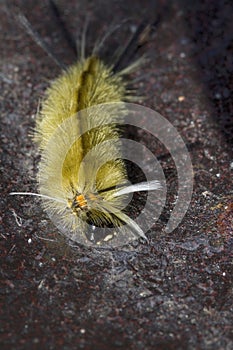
1, 1, 232, 349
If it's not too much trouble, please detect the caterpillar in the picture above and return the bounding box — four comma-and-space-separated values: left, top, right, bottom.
11, 2, 161, 247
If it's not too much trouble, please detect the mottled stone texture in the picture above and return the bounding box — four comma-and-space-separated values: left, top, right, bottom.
1, 1, 232, 349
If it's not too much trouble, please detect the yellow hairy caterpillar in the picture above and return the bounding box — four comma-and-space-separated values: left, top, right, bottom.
11, 2, 161, 246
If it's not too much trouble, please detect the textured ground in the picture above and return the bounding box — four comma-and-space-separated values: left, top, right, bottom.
0, 0, 232, 349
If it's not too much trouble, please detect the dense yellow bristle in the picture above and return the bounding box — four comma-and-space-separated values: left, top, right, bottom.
10, 13, 162, 246
36, 55, 134, 243
35, 56, 127, 150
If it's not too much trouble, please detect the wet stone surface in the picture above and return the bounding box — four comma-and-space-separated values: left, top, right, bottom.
1, 1, 232, 349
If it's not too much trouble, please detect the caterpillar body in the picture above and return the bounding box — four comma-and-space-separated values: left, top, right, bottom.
11, 6, 161, 247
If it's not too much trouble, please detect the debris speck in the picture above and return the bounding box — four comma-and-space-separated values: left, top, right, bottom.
178, 95, 185, 102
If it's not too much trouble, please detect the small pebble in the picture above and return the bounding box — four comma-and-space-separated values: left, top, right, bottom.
178, 95, 185, 102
